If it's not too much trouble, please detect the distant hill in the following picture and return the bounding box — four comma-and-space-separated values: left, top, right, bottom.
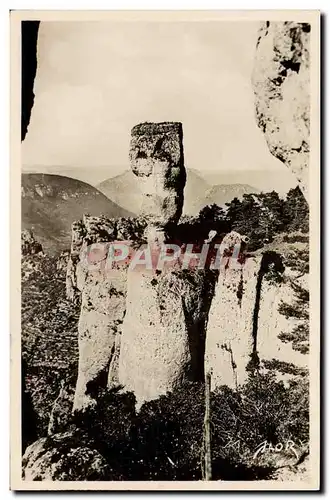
182, 169, 210, 214
201, 169, 296, 196
21, 173, 133, 254
22, 165, 121, 186
97, 170, 143, 215
97, 168, 211, 216
204, 183, 260, 207
97, 169, 260, 215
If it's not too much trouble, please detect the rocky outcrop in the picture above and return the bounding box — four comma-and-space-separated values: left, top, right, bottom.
22, 431, 110, 481
129, 122, 186, 228
74, 266, 127, 411
114, 122, 220, 407
67, 214, 308, 406
21, 229, 43, 256
67, 122, 197, 411
67, 122, 308, 412
252, 22, 310, 201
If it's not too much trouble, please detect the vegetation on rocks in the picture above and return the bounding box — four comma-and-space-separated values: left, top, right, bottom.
21, 185, 310, 480
27, 367, 308, 481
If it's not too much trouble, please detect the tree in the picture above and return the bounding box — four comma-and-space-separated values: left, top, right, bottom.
283, 186, 309, 232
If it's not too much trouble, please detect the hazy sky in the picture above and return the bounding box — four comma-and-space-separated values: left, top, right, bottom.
22, 20, 296, 188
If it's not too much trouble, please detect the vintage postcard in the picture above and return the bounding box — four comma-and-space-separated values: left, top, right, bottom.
10, 10, 320, 490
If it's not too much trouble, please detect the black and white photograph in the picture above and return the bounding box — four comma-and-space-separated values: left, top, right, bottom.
10, 10, 320, 490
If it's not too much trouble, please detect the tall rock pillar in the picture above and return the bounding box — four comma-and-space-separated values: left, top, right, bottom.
117, 122, 214, 407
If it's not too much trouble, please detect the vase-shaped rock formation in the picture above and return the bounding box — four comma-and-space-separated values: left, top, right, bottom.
252, 21, 311, 201
129, 122, 186, 229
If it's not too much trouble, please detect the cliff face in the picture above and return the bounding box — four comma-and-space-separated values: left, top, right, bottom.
252, 22, 310, 201
21, 233, 80, 438
66, 219, 217, 410
67, 217, 308, 410
257, 266, 309, 369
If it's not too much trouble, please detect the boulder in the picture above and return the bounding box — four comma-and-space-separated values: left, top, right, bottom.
22, 431, 110, 481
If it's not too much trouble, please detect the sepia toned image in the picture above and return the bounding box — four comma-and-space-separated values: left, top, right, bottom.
10, 10, 320, 491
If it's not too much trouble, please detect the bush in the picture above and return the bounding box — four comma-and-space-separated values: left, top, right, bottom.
210, 371, 309, 476
73, 382, 205, 480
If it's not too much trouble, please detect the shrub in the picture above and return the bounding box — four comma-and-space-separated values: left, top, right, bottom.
210, 371, 309, 477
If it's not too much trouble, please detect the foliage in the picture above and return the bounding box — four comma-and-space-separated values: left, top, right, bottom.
262, 358, 308, 377
278, 324, 309, 354
21, 253, 80, 437
278, 280, 309, 354
283, 187, 309, 233
283, 248, 309, 274
68, 370, 309, 481
210, 371, 309, 476
193, 186, 309, 251
73, 382, 205, 480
